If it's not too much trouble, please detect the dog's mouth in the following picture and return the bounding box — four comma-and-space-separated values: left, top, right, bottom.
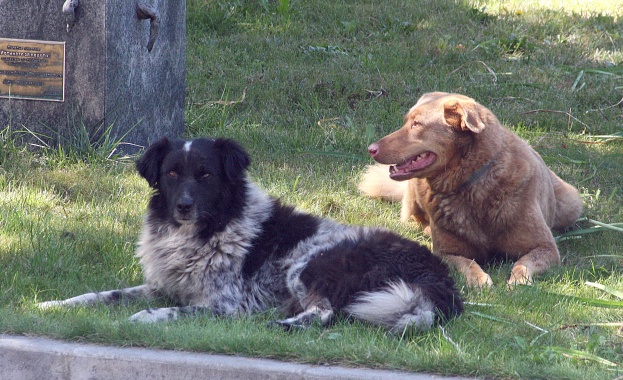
173, 211, 198, 225
175, 218, 196, 226
389, 152, 436, 180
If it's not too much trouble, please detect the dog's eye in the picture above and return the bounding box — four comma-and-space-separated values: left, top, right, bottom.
167, 171, 178, 179
200, 172, 212, 179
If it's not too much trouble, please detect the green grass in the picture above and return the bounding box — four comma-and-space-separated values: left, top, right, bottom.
1, 0, 623, 378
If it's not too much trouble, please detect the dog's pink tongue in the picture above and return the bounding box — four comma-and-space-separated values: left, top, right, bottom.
400, 152, 435, 170
389, 152, 436, 176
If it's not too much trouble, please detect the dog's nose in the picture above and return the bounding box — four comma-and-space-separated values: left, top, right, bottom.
367, 143, 379, 157
176, 196, 193, 214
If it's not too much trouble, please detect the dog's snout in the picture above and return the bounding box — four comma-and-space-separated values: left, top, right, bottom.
176, 196, 194, 214
368, 143, 379, 157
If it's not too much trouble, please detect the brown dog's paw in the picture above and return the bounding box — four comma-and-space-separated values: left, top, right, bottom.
447, 256, 493, 288
465, 270, 493, 288
507, 265, 533, 286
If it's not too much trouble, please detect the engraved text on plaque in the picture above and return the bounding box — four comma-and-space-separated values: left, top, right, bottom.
0, 38, 65, 102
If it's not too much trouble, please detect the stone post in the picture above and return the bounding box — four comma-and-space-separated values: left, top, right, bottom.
0, 0, 186, 153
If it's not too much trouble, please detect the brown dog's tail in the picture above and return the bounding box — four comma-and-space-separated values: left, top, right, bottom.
358, 164, 407, 201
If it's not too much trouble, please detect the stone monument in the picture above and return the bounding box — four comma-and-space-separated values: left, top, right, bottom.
0, 0, 186, 153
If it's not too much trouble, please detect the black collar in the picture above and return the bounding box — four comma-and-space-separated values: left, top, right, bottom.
458, 159, 495, 189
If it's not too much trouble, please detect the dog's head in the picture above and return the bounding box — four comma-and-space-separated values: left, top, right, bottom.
136, 137, 250, 233
367, 92, 495, 181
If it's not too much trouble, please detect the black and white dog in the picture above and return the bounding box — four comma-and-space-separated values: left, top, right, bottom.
38, 137, 463, 333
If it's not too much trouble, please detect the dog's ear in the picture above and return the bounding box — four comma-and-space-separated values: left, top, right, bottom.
443, 99, 486, 134
214, 139, 250, 182
136, 138, 171, 187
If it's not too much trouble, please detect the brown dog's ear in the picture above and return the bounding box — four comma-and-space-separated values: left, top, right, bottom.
443, 99, 486, 133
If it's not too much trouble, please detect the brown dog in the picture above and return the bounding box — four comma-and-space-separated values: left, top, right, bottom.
359, 92, 582, 287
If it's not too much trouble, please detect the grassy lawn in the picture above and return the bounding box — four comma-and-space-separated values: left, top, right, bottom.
1, 0, 623, 378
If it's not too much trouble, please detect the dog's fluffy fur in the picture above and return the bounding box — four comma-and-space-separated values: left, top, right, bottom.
359, 92, 583, 287
38, 137, 463, 333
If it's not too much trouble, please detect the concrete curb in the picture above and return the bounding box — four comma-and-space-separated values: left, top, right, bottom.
0, 334, 473, 380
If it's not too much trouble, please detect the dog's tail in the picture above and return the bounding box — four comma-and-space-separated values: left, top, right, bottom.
344, 280, 436, 333
358, 164, 406, 201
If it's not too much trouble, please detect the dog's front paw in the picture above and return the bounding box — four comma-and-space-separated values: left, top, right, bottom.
36, 300, 65, 310
508, 265, 533, 286
129, 308, 179, 323
268, 318, 310, 332
465, 269, 493, 288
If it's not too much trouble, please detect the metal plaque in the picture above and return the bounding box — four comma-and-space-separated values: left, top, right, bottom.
0, 38, 65, 102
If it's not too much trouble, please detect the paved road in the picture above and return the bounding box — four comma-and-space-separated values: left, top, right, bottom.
0, 334, 477, 380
